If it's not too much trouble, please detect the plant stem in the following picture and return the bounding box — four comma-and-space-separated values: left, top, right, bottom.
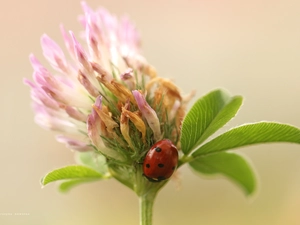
178, 155, 194, 168
139, 192, 156, 225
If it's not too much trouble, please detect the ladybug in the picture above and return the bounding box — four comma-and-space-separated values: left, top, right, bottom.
143, 139, 178, 182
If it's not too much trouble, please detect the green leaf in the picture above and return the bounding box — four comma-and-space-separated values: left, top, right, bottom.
41, 165, 103, 186
189, 152, 256, 195
180, 89, 243, 155
59, 178, 100, 192
193, 122, 300, 157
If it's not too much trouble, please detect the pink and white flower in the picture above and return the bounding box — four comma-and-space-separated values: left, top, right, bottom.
24, 1, 191, 163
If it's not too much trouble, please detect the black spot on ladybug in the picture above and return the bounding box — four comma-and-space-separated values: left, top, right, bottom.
155, 147, 161, 152
172, 166, 175, 170
146, 164, 150, 168
158, 163, 164, 168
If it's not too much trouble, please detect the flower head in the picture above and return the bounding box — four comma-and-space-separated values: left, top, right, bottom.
24, 2, 193, 166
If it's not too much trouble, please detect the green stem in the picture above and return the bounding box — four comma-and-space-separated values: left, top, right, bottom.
178, 155, 194, 168
139, 192, 156, 225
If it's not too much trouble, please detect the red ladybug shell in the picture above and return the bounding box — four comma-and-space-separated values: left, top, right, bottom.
143, 139, 178, 182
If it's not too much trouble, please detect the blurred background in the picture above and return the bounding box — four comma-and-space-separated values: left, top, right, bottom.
1, 0, 300, 224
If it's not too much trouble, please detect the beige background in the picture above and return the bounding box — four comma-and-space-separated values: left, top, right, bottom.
1, 0, 300, 224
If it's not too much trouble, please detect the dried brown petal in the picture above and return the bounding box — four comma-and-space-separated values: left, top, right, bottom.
122, 107, 146, 143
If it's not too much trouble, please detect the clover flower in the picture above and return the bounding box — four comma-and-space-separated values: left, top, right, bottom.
25, 2, 300, 225
24, 1, 193, 178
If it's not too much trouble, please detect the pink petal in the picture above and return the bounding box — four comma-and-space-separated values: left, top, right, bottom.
120, 68, 135, 90
29, 54, 47, 73
91, 62, 113, 81
34, 109, 76, 133
24, 77, 60, 110
31, 87, 60, 110
64, 105, 88, 122
40, 34, 69, 73
87, 110, 125, 161
81, 1, 94, 17
87, 110, 103, 149
23, 78, 36, 89
60, 24, 76, 59
33, 70, 61, 91
86, 22, 100, 60
81, 2, 101, 39
132, 90, 161, 141
70, 31, 92, 72
56, 135, 93, 152
78, 70, 100, 97
42, 86, 66, 105
94, 95, 102, 109
29, 55, 60, 89
118, 16, 140, 51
